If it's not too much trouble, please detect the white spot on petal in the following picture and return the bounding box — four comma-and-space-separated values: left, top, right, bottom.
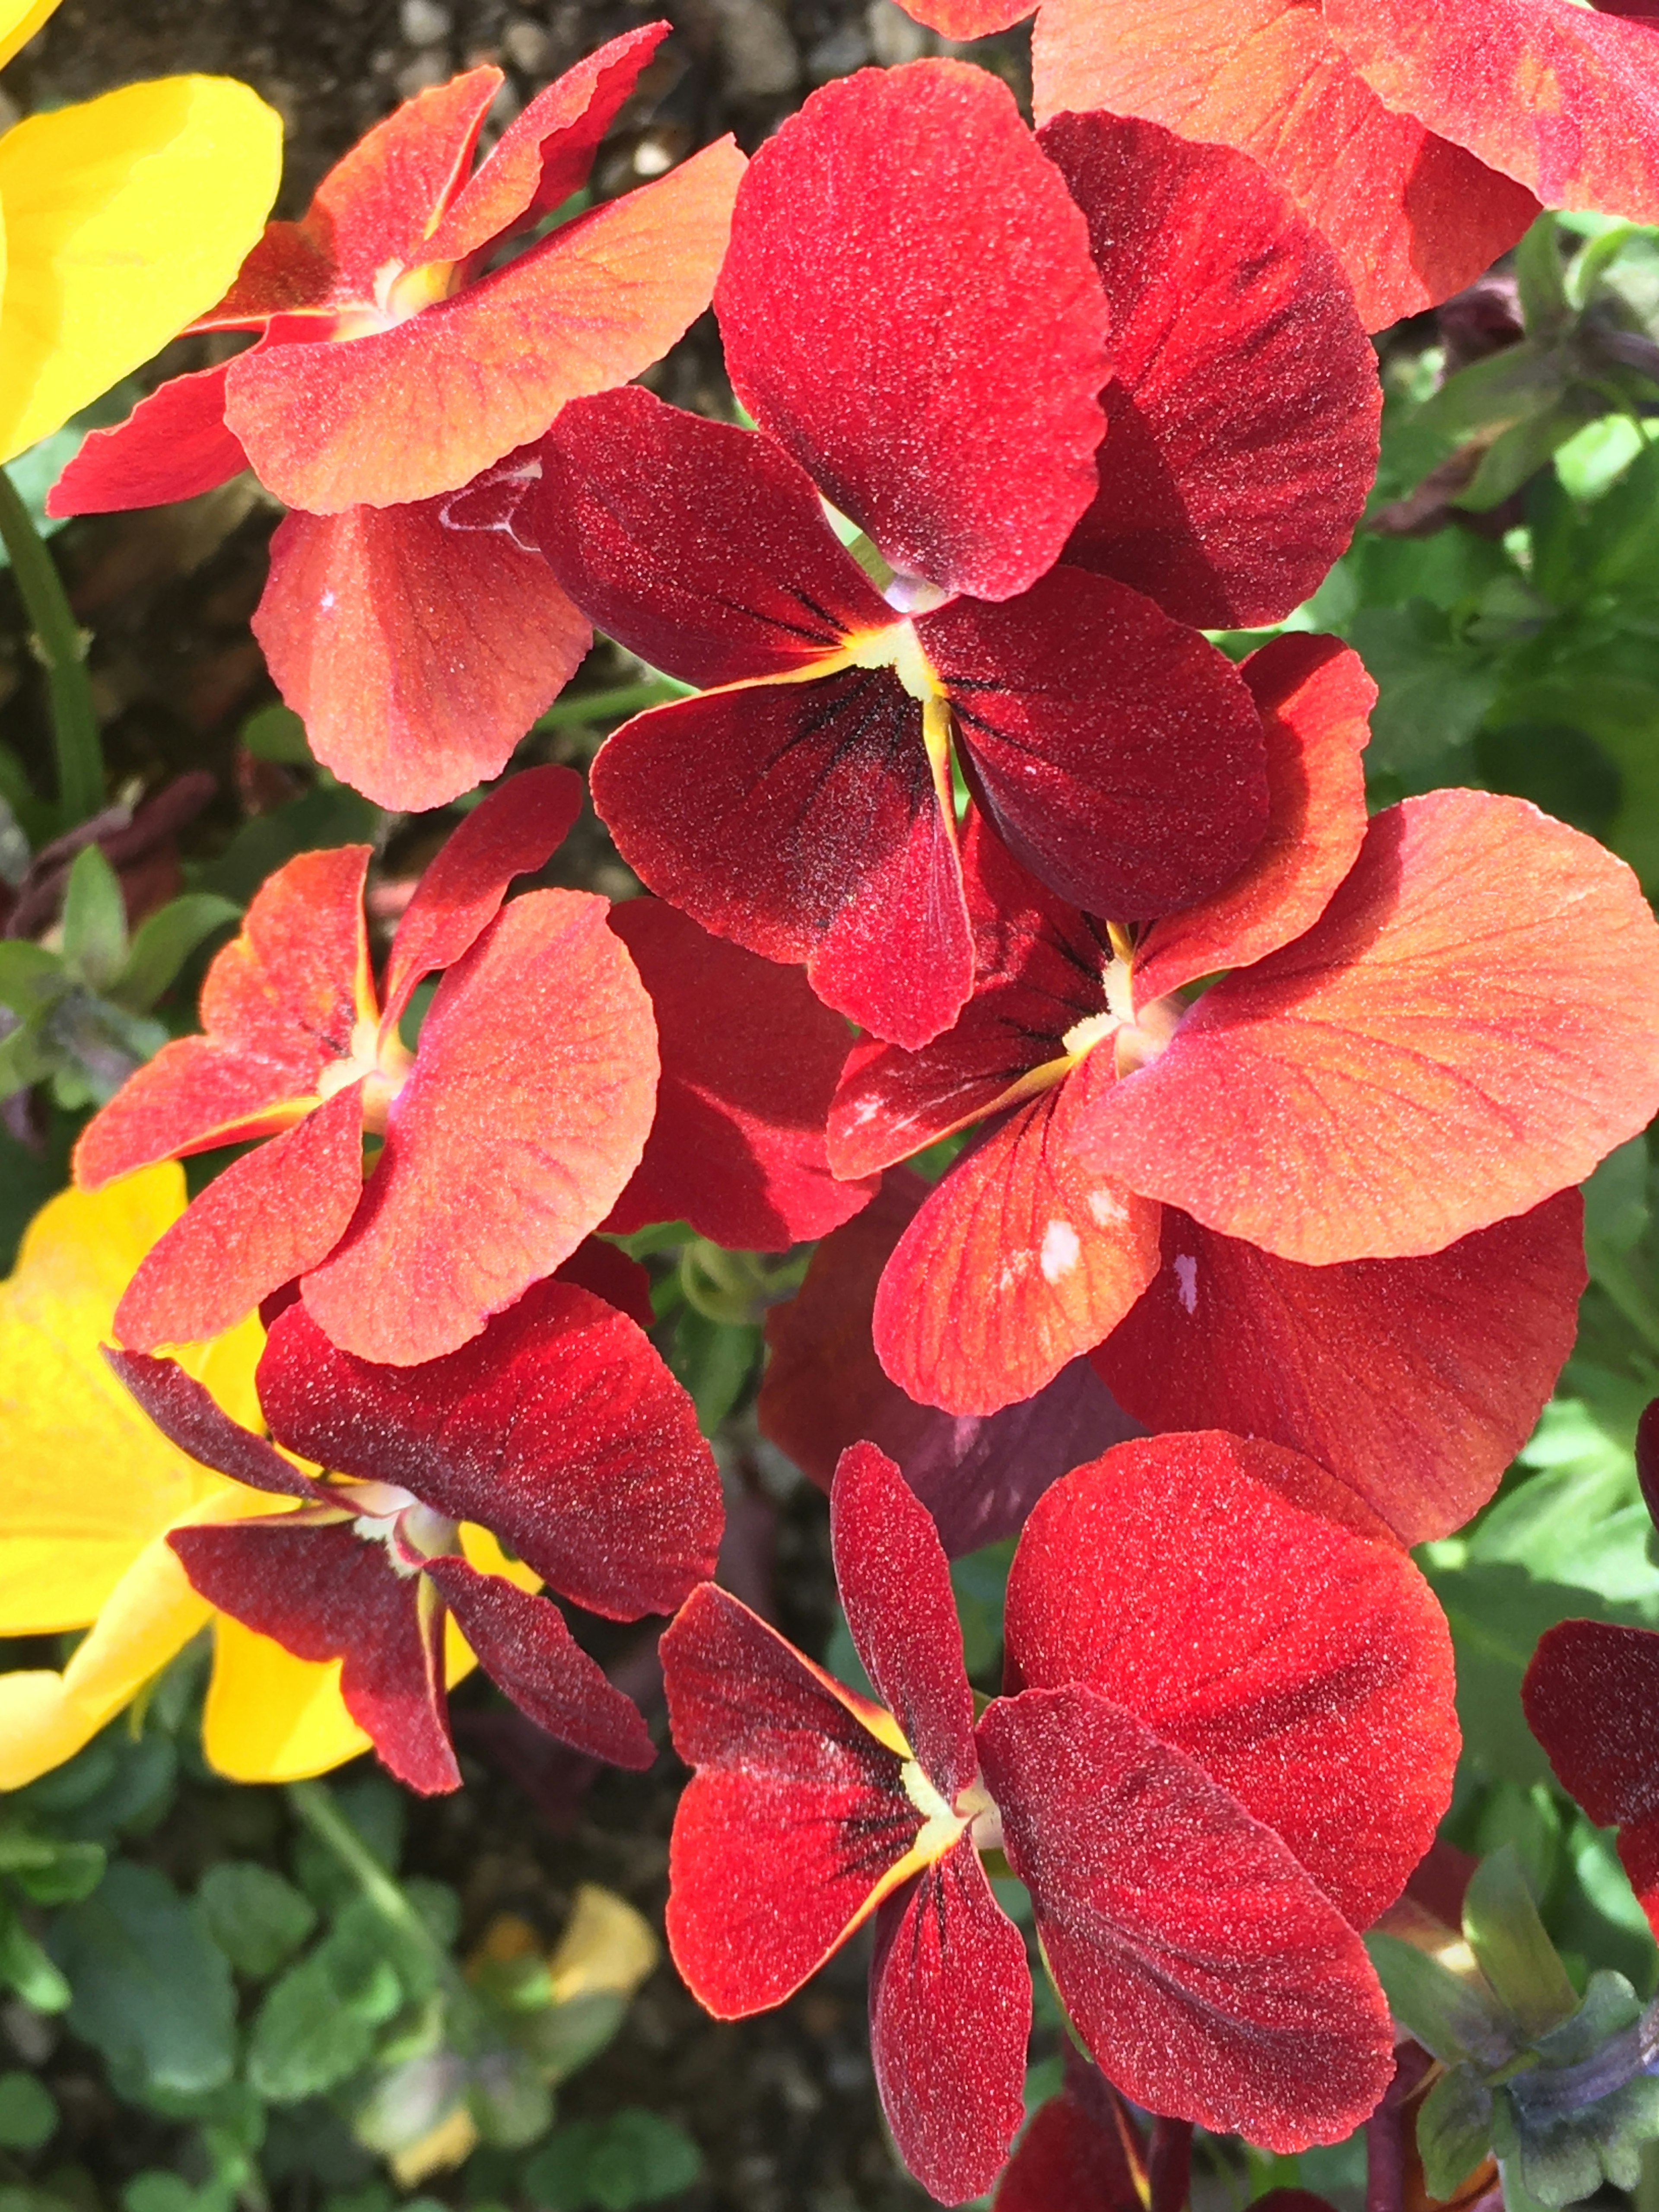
319, 588, 337, 612
1087, 1188, 1127, 1227
1174, 1253, 1198, 1315
1040, 1220, 1080, 1283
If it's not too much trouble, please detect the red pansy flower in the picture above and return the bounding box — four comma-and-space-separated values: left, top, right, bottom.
827, 633, 1657, 1541
519, 72, 1382, 1047
110, 1271, 721, 1795
992, 2046, 1144, 2212
885, 0, 1659, 331
661, 1436, 1456, 2200
48, 32, 746, 808
74, 766, 659, 1366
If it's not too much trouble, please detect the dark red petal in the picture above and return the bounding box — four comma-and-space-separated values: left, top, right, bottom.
1523, 1620, 1659, 1936
869, 1839, 1030, 2203
530, 386, 895, 687
553, 1237, 655, 1331
715, 60, 1108, 602
1131, 635, 1373, 1009
760, 1169, 1140, 1556
921, 566, 1268, 920
170, 1518, 458, 1793
605, 898, 875, 1249
300, 890, 658, 1365
112, 1084, 367, 1351
1096, 1194, 1586, 1548
1639, 1398, 1659, 1533
262, 1274, 718, 1618
253, 499, 591, 813
47, 364, 245, 515
993, 2054, 1143, 2212
102, 1348, 325, 1500
381, 763, 582, 1032
977, 1684, 1395, 2153
662, 1583, 923, 2016
1041, 113, 1379, 629
831, 1442, 977, 1795
590, 672, 973, 1051
1003, 1433, 1459, 1930
422, 1554, 656, 1768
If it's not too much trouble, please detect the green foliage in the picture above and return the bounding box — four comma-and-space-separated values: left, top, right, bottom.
197, 1861, 316, 1979
521, 2110, 703, 2210
50, 1861, 237, 2098
0, 2072, 57, 2152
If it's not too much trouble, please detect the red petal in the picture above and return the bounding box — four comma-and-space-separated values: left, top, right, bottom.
1041, 113, 1379, 629
1131, 636, 1373, 1009
419, 26, 671, 263
172, 1518, 458, 1793
1523, 1620, 1659, 1935
873, 1074, 1163, 1417
113, 1084, 367, 1351
253, 499, 591, 813
921, 566, 1268, 920
1002, 1433, 1459, 1930
258, 1278, 720, 1618
301, 890, 658, 1364
1080, 791, 1659, 1263
889, 0, 1029, 29
662, 1583, 922, 2015
224, 138, 745, 513
47, 365, 245, 515
869, 1840, 1030, 2203
1323, 0, 1659, 226
604, 898, 877, 1249
381, 763, 582, 1032
590, 673, 973, 1051
1096, 1193, 1586, 1547
422, 1554, 657, 1768
553, 1237, 655, 1331
994, 2057, 1143, 2212
715, 61, 1107, 601
1031, 0, 1538, 330
531, 386, 894, 687
831, 1442, 977, 1795
977, 1684, 1395, 2152
74, 844, 369, 1189
102, 1349, 325, 1500
760, 1170, 1139, 1556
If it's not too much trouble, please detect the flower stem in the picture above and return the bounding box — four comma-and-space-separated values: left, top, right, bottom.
0, 466, 103, 826
534, 677, 688, 731
284, 1777, 448, 1974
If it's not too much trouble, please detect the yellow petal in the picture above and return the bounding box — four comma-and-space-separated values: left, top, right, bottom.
203, 1615, 372, 1784
391, 2108, 479, 2189
547, 1885, 660, 2006
0, 0, 60, 71
0, 76, 282, 462
0, 1166, 264, 1634
0, 1668, 120, 1790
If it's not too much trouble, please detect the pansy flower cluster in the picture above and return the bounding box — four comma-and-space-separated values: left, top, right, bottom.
14, 12, 1659, 2203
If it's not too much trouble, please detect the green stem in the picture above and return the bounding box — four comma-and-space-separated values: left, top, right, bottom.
534, 677, 687, 731
284, 1779, 449, 1976
0, 467, 102, 826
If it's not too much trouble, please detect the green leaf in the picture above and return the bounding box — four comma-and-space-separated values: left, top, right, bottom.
0, 1909, 70, 2013
9, 1840, 106, 1907
58, 845, 127, 992
0, 1021, 55, 1104
523, 2111, 704, 2211
240, 703, 313, 765
1348, 602, 1499, 777
1462, 1847, 1579, 2038
121, 2174, 202, 2212
197, 1862, 317, 1980
48, 1862, 235, 2095
467, 2047, 553, 2151
1365, 1933, 1512, 2067
111, 895, 239, 1014
248, 1955, 376, 2103
0, 2071, 57, 2152
1417, 2063, 1494, 2199
1516, 216, 1573, 337
0, 943, 66, 1019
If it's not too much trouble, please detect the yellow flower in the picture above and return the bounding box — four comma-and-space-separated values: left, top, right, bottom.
0, 1168, 526, 1787
0, 0, 283, 464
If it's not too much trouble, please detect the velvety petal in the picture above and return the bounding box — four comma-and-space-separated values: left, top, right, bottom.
553, 1237, 655, 1331
1040, 113, 1378, 629
1030, 0, 1538, 330
1002, 1433, 1459, 1929
760, 1169, 1140, 1556
590, 671, 973, 1051
872, 1072, 1163, 1417
223, 138, 745, 513
47, 363, 245, 514
831, 1442, 978, 1796
258, 1278, 720, 1619
1130, 636, 1373, 1010
993, 2054, 1143, 2212
112, 1084, 367, 1352
977, 1684, 1395, 2153
422, 1555, 655, 1769
922, 567, 1268, 920
301, 890, 658, 1365
169, 1517, 458, 1794
662, 1583, 924, 2015
1095, 1193, 1586, 1548
715, 61, 1108, 601
1323, 0, 1659, 226
102, 1349, 324, 1501
253, 499, 591, 812
1080, 791, 1659, 1263
75, 844, 370, 1188
380, 764, 582, 1031
869, 1839, 1030, 2204
1523, 1620, 1659, 1935
531, 386, 895, 687
885, 0, 1028, 29
605, 898, 876, 1249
